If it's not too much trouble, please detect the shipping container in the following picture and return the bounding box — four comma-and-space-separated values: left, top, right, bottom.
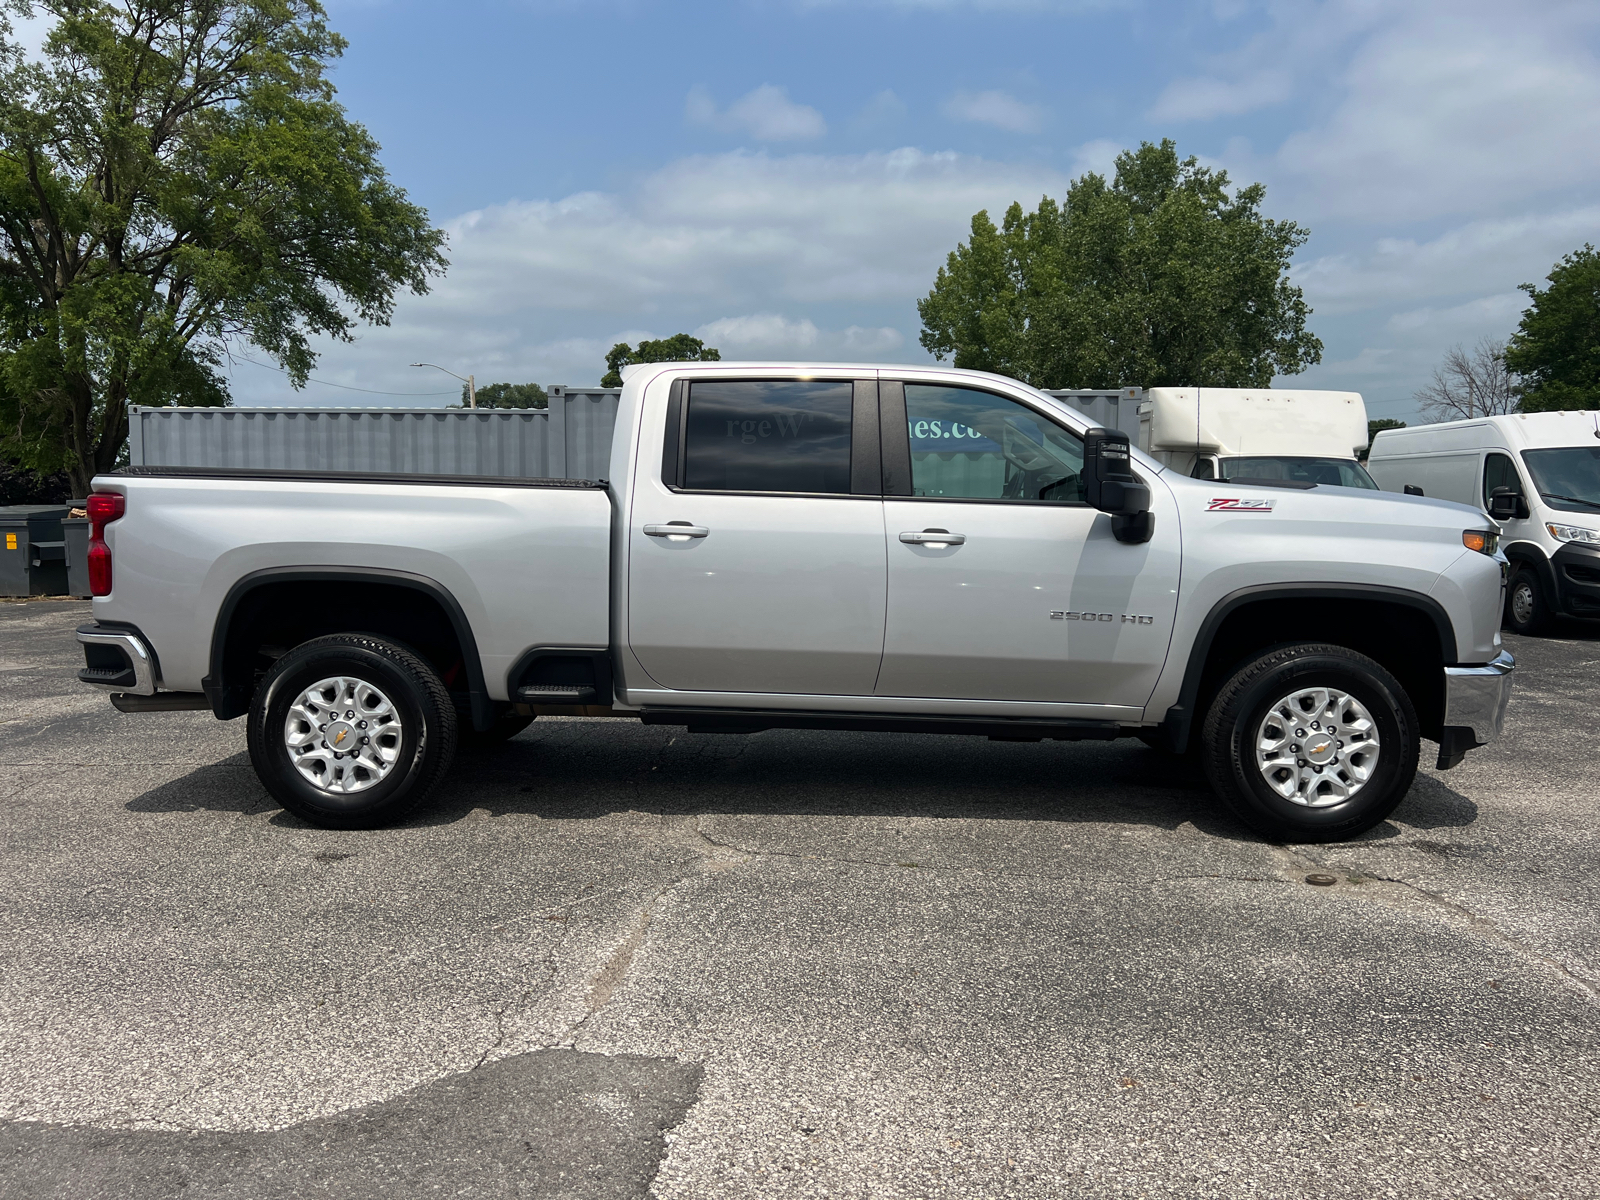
127, 385, 1142, 483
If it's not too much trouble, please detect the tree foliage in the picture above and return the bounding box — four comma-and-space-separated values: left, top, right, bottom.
601, 333, 719, 388
1413, 338, 1518, 422
1505, 245, 1600, 412
0, 1, 447, 493
462, 380, 545, 409
918, 139, 1322, 390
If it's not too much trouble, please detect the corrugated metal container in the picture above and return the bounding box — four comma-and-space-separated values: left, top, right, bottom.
128, 387, 625, 482
1042, 389, 1145, 438
127, 384, 1143, 482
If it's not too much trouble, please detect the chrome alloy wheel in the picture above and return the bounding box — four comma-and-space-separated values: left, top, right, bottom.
1510, 580, 1536, 627
1255, 686, 1381, 808
283, 675, 403, 794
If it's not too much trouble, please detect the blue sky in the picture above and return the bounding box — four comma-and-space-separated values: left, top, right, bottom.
86, 1, 1600, 417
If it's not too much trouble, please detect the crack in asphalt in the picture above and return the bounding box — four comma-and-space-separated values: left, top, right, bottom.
1275, 844, 1600, 1004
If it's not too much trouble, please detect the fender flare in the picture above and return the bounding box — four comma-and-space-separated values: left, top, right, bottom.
203, 566, 493, 730
1158, 583, 1458, 754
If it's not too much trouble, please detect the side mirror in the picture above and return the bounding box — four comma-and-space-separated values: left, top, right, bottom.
1404, 484, 1424, 496
1190, 458, 1216, 480
1488, 486, 1528, 521
1083, 427, 1154, 544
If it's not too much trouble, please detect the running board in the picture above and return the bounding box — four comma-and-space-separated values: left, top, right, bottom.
638, 707, 1124, 741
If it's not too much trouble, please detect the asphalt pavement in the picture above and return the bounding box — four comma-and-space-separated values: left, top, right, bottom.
1, 599, 1596, 1199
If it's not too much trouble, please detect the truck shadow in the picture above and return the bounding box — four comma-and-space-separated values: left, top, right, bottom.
125, 720, 1480, 846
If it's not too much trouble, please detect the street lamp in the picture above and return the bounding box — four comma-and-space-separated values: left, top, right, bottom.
411, 362, 476, 408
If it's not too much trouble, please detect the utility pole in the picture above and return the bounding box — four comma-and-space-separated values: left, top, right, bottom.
410, 362, 477, 408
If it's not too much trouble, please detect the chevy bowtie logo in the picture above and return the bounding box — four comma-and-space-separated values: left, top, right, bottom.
334, 729, 348, 746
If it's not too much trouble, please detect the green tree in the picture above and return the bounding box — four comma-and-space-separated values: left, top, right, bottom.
918, 139, 1322, 390
463, 381, 546, 409
0, 1, 447, 494
1505, 245, 1600, 412
601, 333, 719, 388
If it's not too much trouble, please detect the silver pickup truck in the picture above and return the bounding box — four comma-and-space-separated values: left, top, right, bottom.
75, 362, 1515, 841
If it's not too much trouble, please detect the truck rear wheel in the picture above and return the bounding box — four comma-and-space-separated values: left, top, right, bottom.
1200, 643, 1419, 843
247, 634, 457, 829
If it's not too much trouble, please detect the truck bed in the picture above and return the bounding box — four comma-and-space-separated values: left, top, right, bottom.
91, 468, 613, 701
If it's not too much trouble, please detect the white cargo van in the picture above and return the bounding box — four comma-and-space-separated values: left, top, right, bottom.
1139, 388, 1378, 490
1367, 411, 1600, 634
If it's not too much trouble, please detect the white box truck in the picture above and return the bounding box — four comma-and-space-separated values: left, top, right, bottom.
1367, 410, 1600, 634
1139, 388, 1378, 490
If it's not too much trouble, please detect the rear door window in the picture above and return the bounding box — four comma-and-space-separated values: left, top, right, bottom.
903, 384, 1085, 503
683, 381, 853, 494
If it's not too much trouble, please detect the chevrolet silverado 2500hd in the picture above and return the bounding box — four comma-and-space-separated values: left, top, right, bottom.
75, 362, 1514, 841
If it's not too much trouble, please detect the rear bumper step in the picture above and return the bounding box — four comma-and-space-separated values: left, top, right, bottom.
76, 626, 156, 696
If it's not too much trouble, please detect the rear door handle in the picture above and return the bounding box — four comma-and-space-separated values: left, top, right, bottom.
644, 523, 709, 539
899, 529, 965, 546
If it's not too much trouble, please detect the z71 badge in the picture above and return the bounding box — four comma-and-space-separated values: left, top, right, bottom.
1207, 497, 1276, 512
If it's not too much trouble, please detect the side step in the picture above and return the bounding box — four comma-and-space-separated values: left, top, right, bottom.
516, 684, 598, 704
639, 707, 1124, 741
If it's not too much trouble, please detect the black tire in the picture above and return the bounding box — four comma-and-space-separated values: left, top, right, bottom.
458, 708, 534, 748
1200, 643, 1420, 843
247, 634, 457, 829
1505, 566, 1552, 636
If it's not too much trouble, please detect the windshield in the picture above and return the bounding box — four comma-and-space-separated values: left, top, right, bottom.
1206, 456, 1379, 490
1521, 446, 1600, 513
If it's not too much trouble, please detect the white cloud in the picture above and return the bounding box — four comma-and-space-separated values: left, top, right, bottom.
1148, 69, 1290, 121
686, 84, 827, 142
1293, 206, 1600, 316
1068, 138, 1122, 180
941, 89, 1044, 133
696, 314, 820, 351
226, 148, 1068, 400
695, 314, 904, 357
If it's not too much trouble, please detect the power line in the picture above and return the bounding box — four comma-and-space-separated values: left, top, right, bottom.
233, 355, 457, 397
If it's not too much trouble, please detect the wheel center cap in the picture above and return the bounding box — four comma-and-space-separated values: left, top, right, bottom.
1305, 737, 1337, 765
326, 721, 356, 752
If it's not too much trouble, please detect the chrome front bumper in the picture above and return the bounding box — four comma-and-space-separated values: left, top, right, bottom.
1443, 649, 1515, 746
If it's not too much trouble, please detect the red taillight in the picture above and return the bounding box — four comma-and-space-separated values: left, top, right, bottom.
86, 491, 125, 597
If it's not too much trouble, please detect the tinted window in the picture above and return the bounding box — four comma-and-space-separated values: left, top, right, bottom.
683, 381, 853, 493
904, 385, 1085, 503
1482, 452, 1520, 509
1217, 456, 1378, 489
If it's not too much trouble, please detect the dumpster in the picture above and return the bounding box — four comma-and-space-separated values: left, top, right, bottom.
0, 505, 70, 596
63, 502, 90, 598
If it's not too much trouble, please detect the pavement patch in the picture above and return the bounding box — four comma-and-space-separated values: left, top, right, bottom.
0, 1050, 702, 1200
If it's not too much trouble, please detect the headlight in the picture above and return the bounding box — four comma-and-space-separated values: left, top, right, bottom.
1546, 522, 1600, 545
1462, 529, 1499, 555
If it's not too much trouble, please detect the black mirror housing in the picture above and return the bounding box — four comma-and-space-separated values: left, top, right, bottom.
1487, 486, 1527, 520
1404, 484, 1424, 496
1083, 427, 1154, 544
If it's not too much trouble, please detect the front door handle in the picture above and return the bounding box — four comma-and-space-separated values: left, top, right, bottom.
899, 528, 965, 547
644, 522, 709, 539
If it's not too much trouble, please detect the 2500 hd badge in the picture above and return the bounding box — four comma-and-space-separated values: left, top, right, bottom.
1050, 611, 1156, 624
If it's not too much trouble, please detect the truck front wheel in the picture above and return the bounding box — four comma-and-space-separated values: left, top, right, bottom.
247, 634, 458, 829
1200, 643, 1419, 843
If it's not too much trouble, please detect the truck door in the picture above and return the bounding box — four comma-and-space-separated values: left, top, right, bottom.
627, 377, 887, 696
875, 381, 1179, 708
